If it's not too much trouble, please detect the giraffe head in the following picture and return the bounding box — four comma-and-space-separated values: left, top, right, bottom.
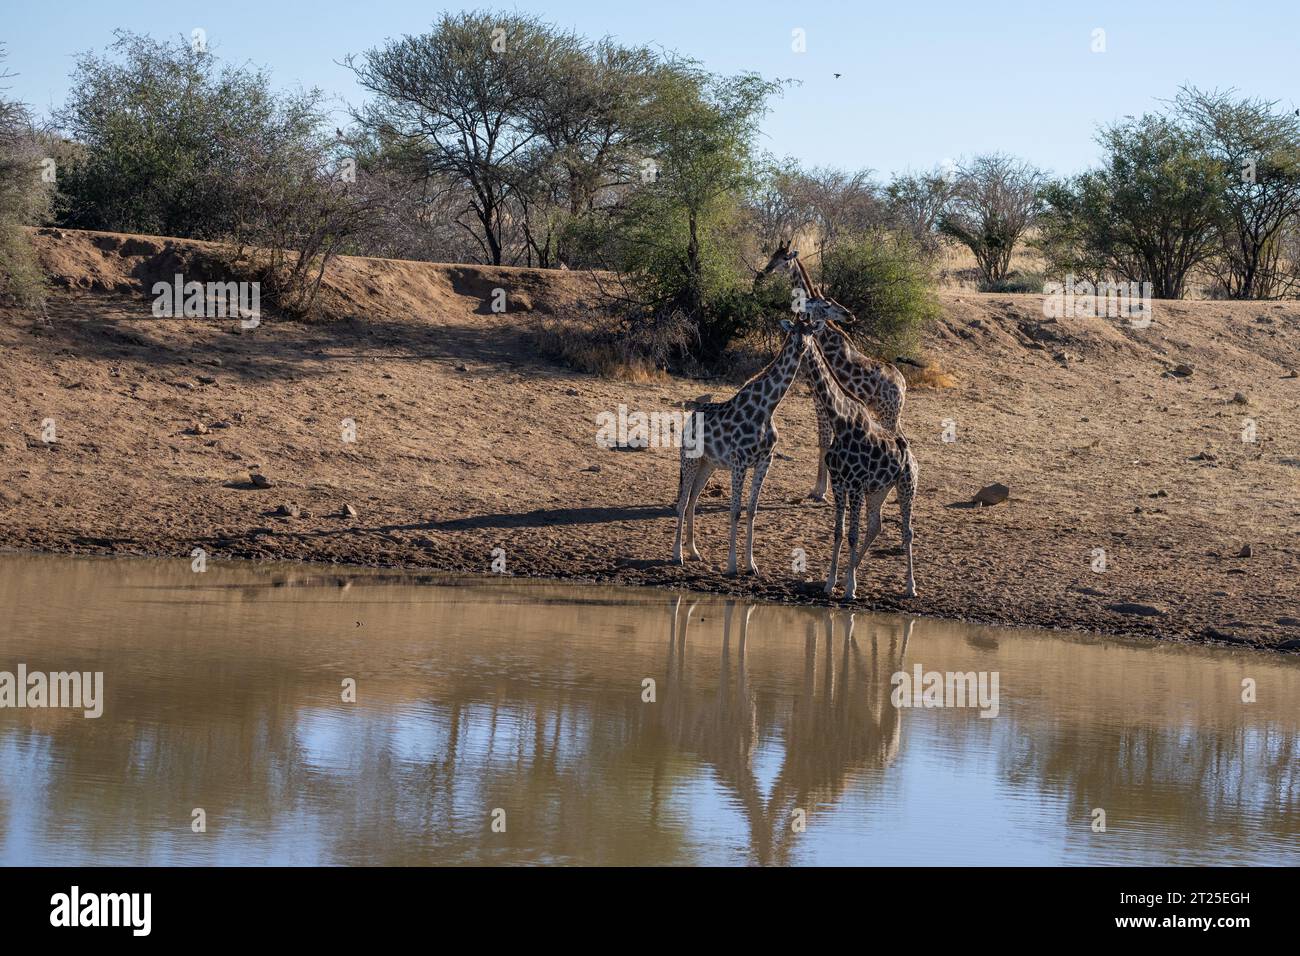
778, 314, 815, 356
805, 296, 856, 333
755, 239, 799, 286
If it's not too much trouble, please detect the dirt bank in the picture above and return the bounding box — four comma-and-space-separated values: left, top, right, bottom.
2, 228, 1298, 651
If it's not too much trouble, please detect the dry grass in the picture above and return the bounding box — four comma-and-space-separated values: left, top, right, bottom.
904, 363, 957, 389
936, 232, 1300, 300
532, 317, 668, 383
934, 236, 1045, 291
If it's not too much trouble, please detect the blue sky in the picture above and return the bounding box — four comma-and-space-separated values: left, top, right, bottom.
4, 0, 1298, 177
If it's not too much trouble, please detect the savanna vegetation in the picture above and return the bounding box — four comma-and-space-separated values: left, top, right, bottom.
0, 45, 51, 308
4, 11, 1300, 375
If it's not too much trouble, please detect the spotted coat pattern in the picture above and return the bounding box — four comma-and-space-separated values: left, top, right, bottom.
672, 321, 811, 576
802, 337, 918, 601
757, 244, 908, 500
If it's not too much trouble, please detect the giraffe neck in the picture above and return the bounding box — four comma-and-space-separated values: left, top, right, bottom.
790, 256, 820, 300
814, 322, 857, 373
803, 338, 859, 424
737, 331, 805, 418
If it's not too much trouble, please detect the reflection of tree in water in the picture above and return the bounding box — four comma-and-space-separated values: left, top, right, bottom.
648, 597, 910, 865
1000, 715, 1300, 860
7, 564, 1299, 864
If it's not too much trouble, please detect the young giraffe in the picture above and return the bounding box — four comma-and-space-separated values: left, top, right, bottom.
756, 241, 908, 501
673, 316, 812, 576
801, 335, 918, 600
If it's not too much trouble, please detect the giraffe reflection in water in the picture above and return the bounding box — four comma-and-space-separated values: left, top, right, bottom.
2, 556, 1297, 865
651, 596, 911, 865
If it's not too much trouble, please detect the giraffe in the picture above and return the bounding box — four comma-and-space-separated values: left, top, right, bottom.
756, 241, 908, 501
672, 316, 812, 576
800, 335, 917, 600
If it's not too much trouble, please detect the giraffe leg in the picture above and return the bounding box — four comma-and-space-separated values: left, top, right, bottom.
809, 401, 830, 502
684, 462, 713, 561
672, 452, 700, 564
847, 487, 889, 600
744, 455, 771, 576
842, 493, 864, 601
811, 457, 829, 503
824, 487, 846, 595
725, 467, 746, 576
898, 470, 917, 599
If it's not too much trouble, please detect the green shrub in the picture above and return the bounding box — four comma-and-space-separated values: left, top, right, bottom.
0, 47, 52, 308
819, 231, 940, 358
981, 270, 1044, 293
0, 228, 46, 308
1034, 115, 1224, 299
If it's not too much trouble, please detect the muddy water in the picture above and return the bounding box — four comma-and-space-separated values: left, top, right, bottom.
0, 554, 1296, 866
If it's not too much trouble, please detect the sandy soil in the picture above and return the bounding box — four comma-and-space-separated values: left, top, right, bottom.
2, 228, 1298, 651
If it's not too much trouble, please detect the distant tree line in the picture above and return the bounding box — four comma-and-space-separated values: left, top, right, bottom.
2, 12, 1300, 362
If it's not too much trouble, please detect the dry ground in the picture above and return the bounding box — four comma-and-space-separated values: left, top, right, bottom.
2, 228, 1298, 650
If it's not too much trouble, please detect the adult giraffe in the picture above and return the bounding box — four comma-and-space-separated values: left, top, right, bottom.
802, 335, 918, 599
673, 316, 812, 576
756, 241, 908, 501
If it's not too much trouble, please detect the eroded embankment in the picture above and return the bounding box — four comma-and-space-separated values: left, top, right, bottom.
2, 228, 1298, 650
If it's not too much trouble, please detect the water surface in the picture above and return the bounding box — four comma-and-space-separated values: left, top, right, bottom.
0, 554, 1296, 865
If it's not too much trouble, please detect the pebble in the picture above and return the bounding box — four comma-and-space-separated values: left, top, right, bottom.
1108, 602, 1167, 617
972, 483, 1010, 506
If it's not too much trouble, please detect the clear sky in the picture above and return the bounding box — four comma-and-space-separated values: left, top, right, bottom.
4, 0, 1298, 177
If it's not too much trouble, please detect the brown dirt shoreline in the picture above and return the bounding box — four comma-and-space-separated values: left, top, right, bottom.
2, 229, 1298, 651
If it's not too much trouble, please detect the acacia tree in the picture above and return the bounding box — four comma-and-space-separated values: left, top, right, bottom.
55, 31, 374, 314
1175, 87, 1300, 298
343, 132, 477, 262
1037, 115, 1225, 299
228, 122, 382, 315
349, 11, 583, 265
747, 159, 884, 263
609, 61, 781, 353
526, 40, 659, 264
749, 156, 815, 253
800, 166, 885, 259
56, 31, 311, 240
886, 168, 955, 254
938, 153, 1043, 286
